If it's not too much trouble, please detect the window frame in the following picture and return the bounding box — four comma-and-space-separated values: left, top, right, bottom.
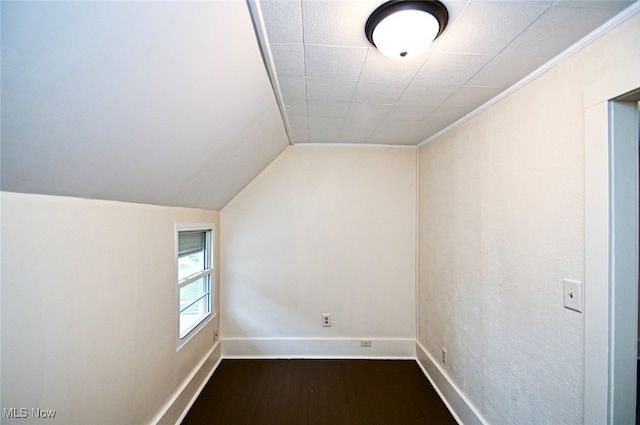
175, 223, 216, 350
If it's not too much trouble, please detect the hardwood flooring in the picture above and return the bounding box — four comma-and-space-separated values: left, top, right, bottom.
181, 359, 458, 425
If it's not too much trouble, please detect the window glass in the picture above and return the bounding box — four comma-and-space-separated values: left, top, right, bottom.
176, 226, 214, 347
178, 251, 205, 281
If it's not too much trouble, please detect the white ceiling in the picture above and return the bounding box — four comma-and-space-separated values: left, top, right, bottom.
1, 0, 289, 210
252, 0, 637, 145
1, 0, 637, 210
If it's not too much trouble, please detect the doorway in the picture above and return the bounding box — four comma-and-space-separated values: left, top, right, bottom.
607, 94, 639, 424
584, 84, 640, 425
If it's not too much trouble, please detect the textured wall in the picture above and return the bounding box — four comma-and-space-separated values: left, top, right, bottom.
221, 146, 416, 354
1, 192, 220, 424
417, 13, 640, 425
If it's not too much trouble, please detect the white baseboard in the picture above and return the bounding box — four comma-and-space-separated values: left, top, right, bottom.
415, 342, 488, 425
222, 337, 416, 359
153, 342, 222, 425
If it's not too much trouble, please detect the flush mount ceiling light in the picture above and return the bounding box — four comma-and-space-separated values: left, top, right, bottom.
365, 0, 448, 60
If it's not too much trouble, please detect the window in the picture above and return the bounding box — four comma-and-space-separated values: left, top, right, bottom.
176, 224, 214, 348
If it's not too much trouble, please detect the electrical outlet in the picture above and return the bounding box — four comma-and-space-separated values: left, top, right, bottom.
322, 313, 331, 327
214, 329, 219, 342
441, 348, 447, 365
360, 340, 372, 348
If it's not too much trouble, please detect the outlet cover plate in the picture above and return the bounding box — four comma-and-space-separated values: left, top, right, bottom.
563, 279, 583, 313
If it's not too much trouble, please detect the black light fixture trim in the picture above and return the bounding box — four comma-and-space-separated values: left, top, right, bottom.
365, 0, 449, 49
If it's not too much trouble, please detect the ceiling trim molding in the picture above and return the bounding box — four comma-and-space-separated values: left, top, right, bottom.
293, 143, 417, 150
246, 0, 295, 146
416, 1, 640, 148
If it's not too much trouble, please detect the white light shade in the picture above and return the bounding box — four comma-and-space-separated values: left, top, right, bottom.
371, 9, 440, 60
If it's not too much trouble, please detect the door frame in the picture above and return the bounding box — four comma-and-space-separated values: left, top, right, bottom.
584, 66, 640, 424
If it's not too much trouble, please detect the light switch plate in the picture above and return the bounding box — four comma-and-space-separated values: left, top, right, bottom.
564, 279, 583, 313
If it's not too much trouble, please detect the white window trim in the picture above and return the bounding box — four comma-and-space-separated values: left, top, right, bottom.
175, 223, 216, 350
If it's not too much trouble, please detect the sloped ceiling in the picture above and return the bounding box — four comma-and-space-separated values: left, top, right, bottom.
2, 1, 637, 210
1, 0, 289, 210
252, 0, 636, 145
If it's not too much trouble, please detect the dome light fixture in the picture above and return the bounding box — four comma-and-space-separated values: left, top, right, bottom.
365, 0, 448, 60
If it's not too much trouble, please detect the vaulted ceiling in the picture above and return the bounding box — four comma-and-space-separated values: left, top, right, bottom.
1, 1, 637, 210
1, 1, 288, 210
252, 0, 636, 145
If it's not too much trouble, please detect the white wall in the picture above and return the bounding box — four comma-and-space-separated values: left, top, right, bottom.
0, 192, 220, 425
416, 12, 640, 425
221, 145, 416, 357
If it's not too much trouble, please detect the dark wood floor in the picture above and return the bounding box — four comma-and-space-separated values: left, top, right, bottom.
181, 359, 458, 425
